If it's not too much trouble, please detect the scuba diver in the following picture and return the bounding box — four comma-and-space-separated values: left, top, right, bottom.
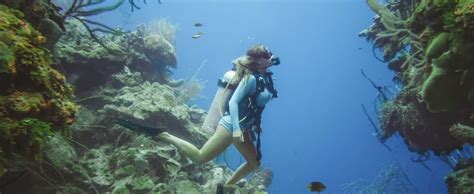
114, 44, 280, 190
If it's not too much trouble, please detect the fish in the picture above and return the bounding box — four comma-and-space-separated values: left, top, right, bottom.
34, 35, 47, 44
194, 23, 204, 27
307, 181, 326, 192
192, 32, 204, 39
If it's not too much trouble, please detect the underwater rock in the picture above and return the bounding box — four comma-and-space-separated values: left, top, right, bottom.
174, 180, 202, 193
0, 0, 65, 47
37, 18, 64, 50
55, 20, 178, 95
44, 135, 78, 170
35, 101, 270, 193
379, 96, 461, 154
450, 123, 474, 144
143, 34, 177, 68
103, 81, 209, 145
0, 4, 76, 176
249, 168, 273, 189
112, 66, 144, 87
202, 166, 227, 191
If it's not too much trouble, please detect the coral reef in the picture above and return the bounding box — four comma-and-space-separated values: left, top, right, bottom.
0, 68, 270, 193
446, 158, 474, 194
0, 4, 76, 176
0, 0, 65, 49
249, 168, 273, 191
362, 0, 474, 192
362, 0, 474, 154
103, 80, 209, 145
1, 5, 270, 193
450, 123, 474, 144
54, 18, 178, 95
55, 0, 162, 49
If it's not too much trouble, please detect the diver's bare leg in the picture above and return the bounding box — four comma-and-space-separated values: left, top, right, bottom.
225, 136, 260, 185
158, 125, 232, 163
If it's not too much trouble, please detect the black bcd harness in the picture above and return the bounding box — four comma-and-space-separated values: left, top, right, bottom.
217, 71, 277, 161
221, 71, 277, 161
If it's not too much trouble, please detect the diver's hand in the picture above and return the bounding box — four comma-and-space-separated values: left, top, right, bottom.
232, 130, 244, 142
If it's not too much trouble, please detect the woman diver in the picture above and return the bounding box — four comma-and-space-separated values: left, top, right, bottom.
114, 44, 280, 189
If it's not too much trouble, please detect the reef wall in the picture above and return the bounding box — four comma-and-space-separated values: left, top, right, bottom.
0, 3, 76, 177
361, 0, 474, 192
54, 20, 179, 96
0, 1, 272, 193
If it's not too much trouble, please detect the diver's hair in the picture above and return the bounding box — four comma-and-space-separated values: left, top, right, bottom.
231, 44, 270, 85
246, 44, 271, 60
231, 65, 252, 85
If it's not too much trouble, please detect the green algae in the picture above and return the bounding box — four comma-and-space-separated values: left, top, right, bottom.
0, 4, 77, 176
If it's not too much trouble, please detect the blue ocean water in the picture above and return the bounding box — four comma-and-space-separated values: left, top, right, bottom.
93, 0, 452, 193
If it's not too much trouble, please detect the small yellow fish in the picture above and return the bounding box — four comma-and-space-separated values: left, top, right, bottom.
307, 181, 326, 192
34, 35, 47, 44
192, 32, 204, 39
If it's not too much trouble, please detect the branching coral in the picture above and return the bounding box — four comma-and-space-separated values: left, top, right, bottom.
59, 0, 127, 49
341, 163, 419, 194
361, 0, 423, 64
176, 60, 207, 104
56, 0, 163, 50
128, 0, 162, 12
144, 17, 178, 48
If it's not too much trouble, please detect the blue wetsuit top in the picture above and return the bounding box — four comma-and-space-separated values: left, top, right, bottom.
219, 73, 273, 133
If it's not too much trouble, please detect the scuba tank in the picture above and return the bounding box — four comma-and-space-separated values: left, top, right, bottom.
200, 71, 236, 133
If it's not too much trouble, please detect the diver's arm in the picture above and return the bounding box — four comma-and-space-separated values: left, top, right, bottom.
228, 75, 257, 132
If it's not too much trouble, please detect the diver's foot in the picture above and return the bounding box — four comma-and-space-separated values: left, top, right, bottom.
113, 117, 164, 137
156, 132, 172, 142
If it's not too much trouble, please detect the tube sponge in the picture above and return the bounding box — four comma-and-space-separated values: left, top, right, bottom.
420, 51, 465, 112
425, 32, 450, 60
421, 66, 463, 112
